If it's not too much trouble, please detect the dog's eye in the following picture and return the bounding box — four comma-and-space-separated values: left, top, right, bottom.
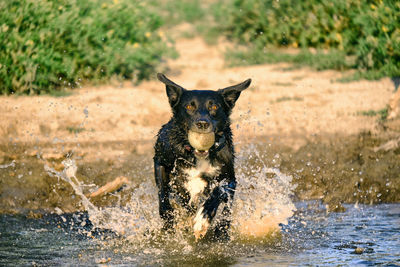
209, 104, 218, 111
186, 104, 195, 111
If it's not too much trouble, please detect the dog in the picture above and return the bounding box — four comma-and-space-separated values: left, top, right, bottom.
154, 73, 251, 241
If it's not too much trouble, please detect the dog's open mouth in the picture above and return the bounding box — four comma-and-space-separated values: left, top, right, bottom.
194, 149, 209, 158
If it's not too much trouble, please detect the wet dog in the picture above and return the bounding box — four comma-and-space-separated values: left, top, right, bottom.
154, 73, 251, 241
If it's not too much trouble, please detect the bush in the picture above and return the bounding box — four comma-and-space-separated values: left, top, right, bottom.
212, 0, 400, 79
0, 0, 175, 95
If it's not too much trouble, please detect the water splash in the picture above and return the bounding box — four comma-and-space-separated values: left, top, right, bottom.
44, 144, 296, 245
45, 159, 96, 213
232, 144, 296, 240
45, 159, 162, 239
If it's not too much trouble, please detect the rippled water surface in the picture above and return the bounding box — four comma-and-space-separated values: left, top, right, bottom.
1, 145, 399, 266
1, 203, 399, 266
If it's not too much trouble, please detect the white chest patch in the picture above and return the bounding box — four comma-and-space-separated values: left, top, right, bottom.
184, 160, 220, 202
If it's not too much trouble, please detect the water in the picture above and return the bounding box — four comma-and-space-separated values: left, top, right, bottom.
1, 203, 399, 266
0, 146, 399, 266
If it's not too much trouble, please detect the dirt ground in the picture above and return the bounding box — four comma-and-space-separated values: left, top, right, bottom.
1, 37, 399, 214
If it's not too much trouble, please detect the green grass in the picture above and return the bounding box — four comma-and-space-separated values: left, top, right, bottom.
67, 126, 85, 134
275, 96, 303, 103
47, 90, 73, 97
226, 48, 351, 70
358, 106, 389, 122
337, 70, 396, 83
225, 46, 396, 81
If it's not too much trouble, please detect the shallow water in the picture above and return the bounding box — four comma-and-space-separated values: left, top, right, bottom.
1, 203, 399, 266
1, 144, 399, 266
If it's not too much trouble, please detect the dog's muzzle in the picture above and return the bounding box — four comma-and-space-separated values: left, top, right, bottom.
187, 118, 216, 158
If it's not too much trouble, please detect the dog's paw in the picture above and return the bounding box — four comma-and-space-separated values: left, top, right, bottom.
193, 207, 210, 240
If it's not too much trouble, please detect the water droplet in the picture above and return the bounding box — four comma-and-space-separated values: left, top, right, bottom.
83, 107, 89, 118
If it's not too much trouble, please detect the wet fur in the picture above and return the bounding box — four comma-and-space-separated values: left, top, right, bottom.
154, 73, 251, 241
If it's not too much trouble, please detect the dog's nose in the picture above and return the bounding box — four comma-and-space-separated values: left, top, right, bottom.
196, 120, 210, 130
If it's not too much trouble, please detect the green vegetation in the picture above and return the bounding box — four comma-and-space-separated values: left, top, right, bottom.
148, 0, 205, 26
275, 96, 303, 103
47, 89, 73, 98
2, 0, 399, 95
225, 48, 350, 71
147, 0, 223, 45
0, 0, 176, 95
358, 106, 389, 121
212, 0, 400, 79
66, 126, 85, 134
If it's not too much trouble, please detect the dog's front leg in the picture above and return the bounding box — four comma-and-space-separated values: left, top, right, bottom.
154, 159, 174, 230
213, 180, 236, 240
193, 179, 235, 240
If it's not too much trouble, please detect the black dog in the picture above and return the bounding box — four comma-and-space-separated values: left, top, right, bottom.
154, 73, 251, 240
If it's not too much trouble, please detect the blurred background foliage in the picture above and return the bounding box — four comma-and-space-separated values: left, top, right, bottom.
0, 0, 175, 95
0, 0, 399, 95
212, 0, 400, 80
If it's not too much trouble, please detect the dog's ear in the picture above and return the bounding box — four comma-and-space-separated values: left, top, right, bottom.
157, 73, 185, 108
218, 79, 251, 109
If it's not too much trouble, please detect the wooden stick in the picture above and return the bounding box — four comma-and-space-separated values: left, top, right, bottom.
87, 176, 129, 198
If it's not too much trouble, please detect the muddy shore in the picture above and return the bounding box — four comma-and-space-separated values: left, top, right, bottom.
1, 37, 399, 215
1, 127, 399, 215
